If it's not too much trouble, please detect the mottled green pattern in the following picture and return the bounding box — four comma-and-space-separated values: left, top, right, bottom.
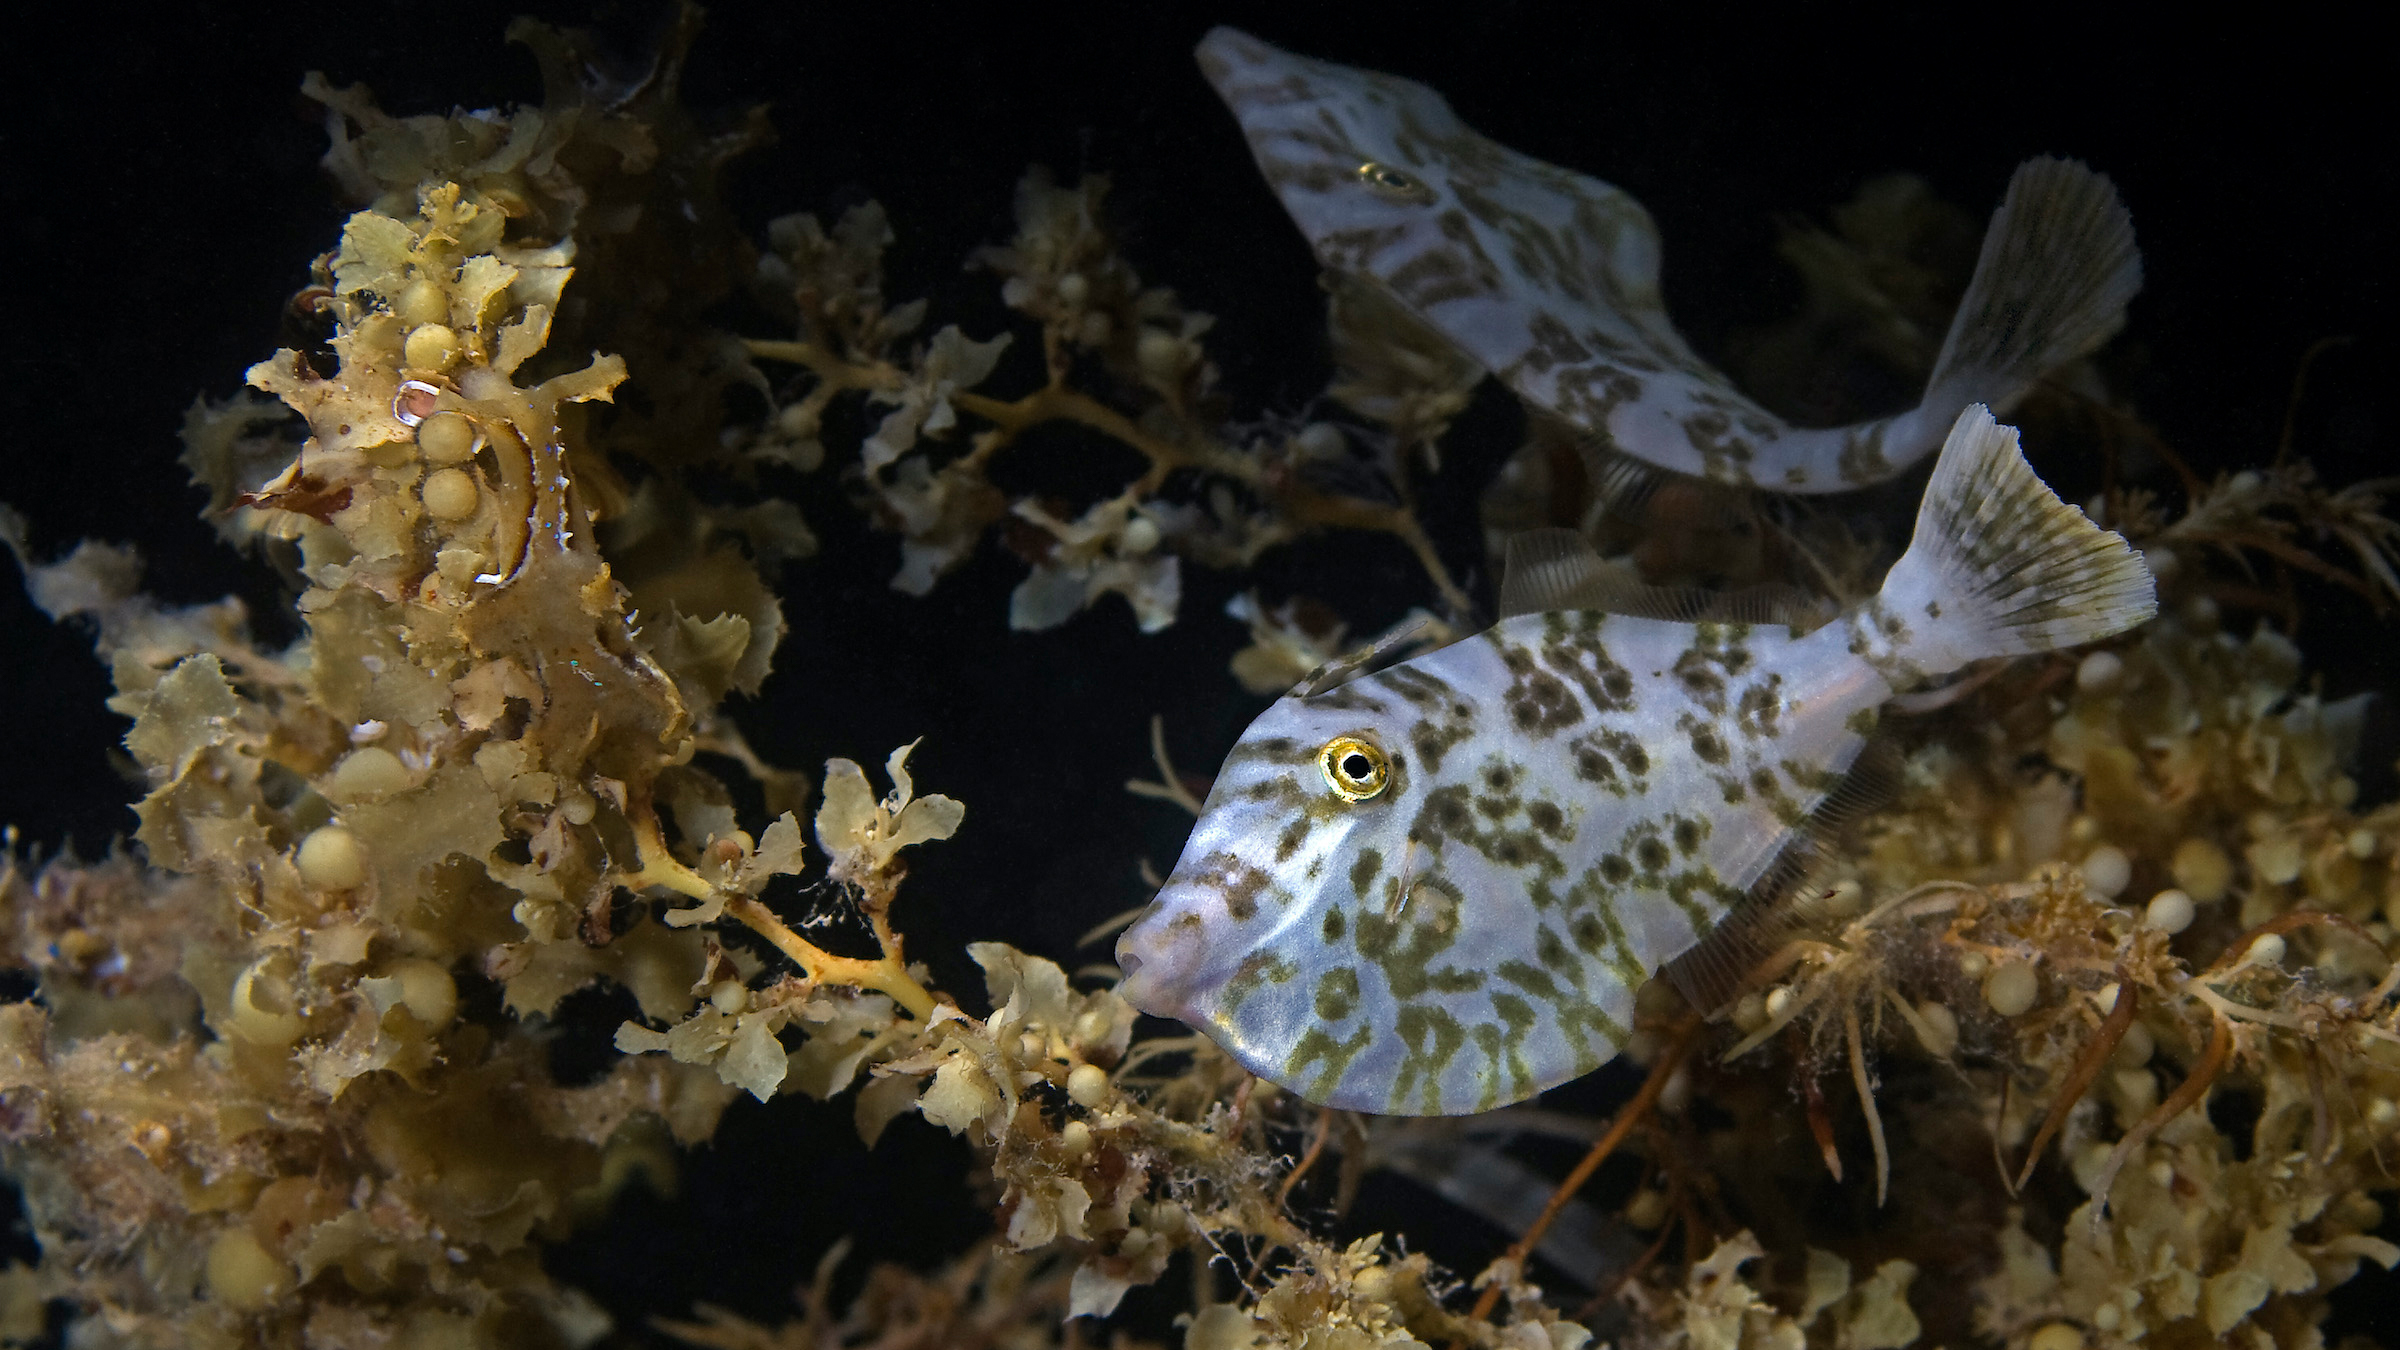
1117, 408, 2154, 1115
1123, 606, 1891, 1114
1196, 28, 2141, 494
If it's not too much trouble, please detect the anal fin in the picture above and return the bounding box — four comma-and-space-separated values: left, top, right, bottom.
1662, 739, 1903, 1018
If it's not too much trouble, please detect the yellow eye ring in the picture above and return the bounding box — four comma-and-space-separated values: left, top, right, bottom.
1355, 160, 1433, 203
1318, 736, 1391, 802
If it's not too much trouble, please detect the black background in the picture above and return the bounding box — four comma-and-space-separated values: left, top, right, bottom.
1, 3, 2389, 1340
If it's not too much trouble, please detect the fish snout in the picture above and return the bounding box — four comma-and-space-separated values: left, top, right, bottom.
1111, 917, 1178, 1020
1112, 892, 1221, 1022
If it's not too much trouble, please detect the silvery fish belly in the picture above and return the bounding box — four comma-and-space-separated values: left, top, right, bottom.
1117, 406, 2158, 1114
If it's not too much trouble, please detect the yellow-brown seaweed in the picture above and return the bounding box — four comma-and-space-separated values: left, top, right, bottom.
1, 12, 2394, 1350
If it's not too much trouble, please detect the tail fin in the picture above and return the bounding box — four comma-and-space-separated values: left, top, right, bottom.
1866, 406, 2154, 681
1922, 158, 2141, 414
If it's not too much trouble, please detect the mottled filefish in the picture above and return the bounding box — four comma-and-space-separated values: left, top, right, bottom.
1117, 407, 2155, 1114
1197, 27, 2143, 493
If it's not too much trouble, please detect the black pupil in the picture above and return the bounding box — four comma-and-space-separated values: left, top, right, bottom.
1342, 753, 1373, 781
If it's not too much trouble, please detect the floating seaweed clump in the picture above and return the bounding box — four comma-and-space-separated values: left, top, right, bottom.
2, 11, 2395, 1350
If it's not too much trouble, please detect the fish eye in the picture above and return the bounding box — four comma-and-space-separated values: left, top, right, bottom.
1318, 736, 1391, 802
1355, 160, 1432, 203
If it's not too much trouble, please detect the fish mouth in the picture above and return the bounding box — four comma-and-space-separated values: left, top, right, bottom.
1112, 887, 1232, 1024
1111, 916, 1189, 1022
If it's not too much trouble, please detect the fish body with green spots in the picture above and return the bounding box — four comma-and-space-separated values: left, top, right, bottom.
1116, 407, 2155, 1114
1195, 27, 2142, 494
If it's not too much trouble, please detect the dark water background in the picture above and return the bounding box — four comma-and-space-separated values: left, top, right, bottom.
1, 3, 2390, 1341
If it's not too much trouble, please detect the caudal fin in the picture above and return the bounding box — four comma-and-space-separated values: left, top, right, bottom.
1867, 406, 2154, 680
1922, 158, 2141, 415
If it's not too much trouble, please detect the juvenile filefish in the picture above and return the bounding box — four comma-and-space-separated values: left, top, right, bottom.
1116, 407, 2154, 1114
1197, 28, 2143, 493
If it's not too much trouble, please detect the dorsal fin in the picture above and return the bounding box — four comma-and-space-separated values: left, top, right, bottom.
1585, 440, 1669, 522
1498, 528, 1818, 627
1692, 584, 1825, 629
1498, 528, 1625, 617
